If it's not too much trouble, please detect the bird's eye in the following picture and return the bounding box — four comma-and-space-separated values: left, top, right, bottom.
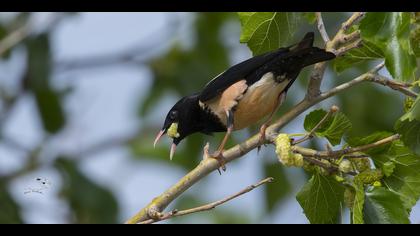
169, 110, 178, 120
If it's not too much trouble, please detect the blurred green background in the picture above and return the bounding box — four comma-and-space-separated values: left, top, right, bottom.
0, 12, 417, 224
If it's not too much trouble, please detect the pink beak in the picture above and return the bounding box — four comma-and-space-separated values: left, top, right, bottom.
154, 130, 165, 148
170, 143, 177, 161
154, 129, 177, 160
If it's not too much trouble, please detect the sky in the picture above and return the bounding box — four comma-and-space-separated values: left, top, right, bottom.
0, 12, 419, 224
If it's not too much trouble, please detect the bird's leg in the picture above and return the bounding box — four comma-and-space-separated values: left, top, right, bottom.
206, 109, 234, 173
258, 92, 287, 153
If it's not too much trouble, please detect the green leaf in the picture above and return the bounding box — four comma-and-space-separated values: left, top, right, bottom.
401, 96, 420, 122
303, 12, 316, 24
238, 12, 303, 55
396, 97, 420, 155
360, 12, 417, 81
371, 141, 420, 212
264, 162, 291, 213
26, 34, 66, 133
55, 158, 119, 224
382, 161, 396, 177
395, 119, 420, 155
364, 187, 410, 224
352, 183, 365, 224
304, 109, 352, 146
411, 13, 420, 57
296, 173, 345, 224
0, 180, 22, 224
33, 88, 67, 134
333, 40, 384, 73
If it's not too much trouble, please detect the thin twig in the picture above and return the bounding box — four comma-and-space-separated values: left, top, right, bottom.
0, 21, 30, 57
293, 134, 400, 159
137, 177, 273, 224
339, 30, 360, 45
316, 12, 330, 44
292, 105, 338, 145
367, 74, 418, 98
335, 38, 363, 57
0, 13, 66, 57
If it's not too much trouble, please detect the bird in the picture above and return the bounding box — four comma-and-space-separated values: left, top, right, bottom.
153, 32, 336, 171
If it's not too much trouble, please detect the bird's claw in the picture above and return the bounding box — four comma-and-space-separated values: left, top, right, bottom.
203, 143, 227, 174
257, 124, 268, 154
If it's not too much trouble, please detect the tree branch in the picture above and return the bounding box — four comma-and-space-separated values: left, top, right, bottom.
316, 12, 330, 44
0, 13, 66, 57
136, 177, 273, 224
367, 74, 418, 98
306, 12, 365, 99
292, 134, 400, 159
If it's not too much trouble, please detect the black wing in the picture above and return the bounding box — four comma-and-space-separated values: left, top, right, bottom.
198, 32, 316, 102
198, 48, 287, 102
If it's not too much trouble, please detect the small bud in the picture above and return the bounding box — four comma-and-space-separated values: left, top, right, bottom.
355, 169, 384, 185
373, 181, 382, 187
275, 134, 293, 166
330, 105, 339, 113
293, 153, 304, 167
338, 159, 353, 173
350, 157, 371, 172
334, 175, 345, 182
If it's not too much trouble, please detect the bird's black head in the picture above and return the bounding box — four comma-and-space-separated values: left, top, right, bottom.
154, 94, 200, 160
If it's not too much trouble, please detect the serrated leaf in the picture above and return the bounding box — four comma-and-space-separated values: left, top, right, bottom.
296, 173, 344, 224
333, 40, 384, 73
360, 12, 417, 81
364, 187, 410, 224
395, 119, 420, 156
370, 141, 420, 212
55, 158, 119, 224
304, 109, 352, 146
238, 12, 303, 55
382, 161, 396, 177
395, 96, 420, 155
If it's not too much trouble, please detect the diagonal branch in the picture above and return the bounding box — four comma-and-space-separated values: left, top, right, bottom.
137, 177, 273, 224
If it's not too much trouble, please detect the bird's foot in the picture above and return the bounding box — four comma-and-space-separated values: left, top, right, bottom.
203, 143, 227, 174
257, 124, 268, 154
